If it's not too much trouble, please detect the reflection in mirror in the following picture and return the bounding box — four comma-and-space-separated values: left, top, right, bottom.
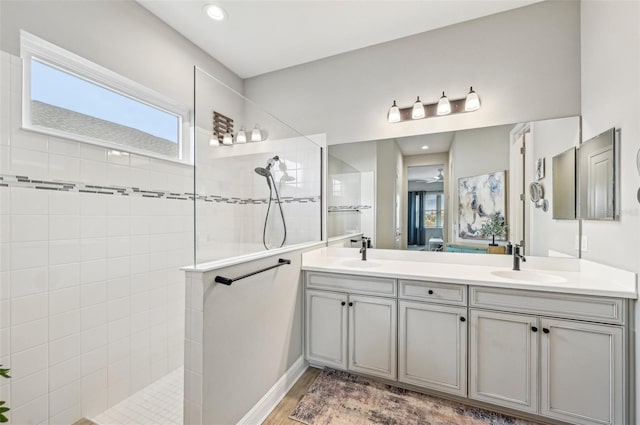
328, 116, 581, 257
407, 165, 445, 251
579, 128, 616, 220
552, 148, 576, 219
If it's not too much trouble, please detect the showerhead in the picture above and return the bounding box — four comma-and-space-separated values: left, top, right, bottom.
254, 167, 271, 177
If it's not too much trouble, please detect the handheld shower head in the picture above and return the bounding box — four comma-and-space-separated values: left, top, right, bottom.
254, 167, 271, 177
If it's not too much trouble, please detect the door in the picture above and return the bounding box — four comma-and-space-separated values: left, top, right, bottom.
399, 301, 467, 396
587, 148, 614, 218
305, 289, 348, 370
540, 318, 624, 425
348, 294, 397, 380
469, 309, 538, 413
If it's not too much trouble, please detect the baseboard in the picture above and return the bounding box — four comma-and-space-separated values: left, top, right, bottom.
236, 356, 308, 425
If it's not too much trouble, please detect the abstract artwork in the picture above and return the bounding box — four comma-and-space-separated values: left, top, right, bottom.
458, 171, 506, 240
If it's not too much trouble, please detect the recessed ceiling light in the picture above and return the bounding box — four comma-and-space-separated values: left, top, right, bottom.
421, 145, 429, 150
204, 4, 226, 21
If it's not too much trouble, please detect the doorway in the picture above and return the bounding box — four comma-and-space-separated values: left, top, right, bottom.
407, 165, 445, 251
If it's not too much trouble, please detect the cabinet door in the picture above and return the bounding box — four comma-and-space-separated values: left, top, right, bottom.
540, 318, 624, 425
348, 295, 397, 380
305, 289, 348, 370
469, 309, 538, 413
398, 301, 467, 396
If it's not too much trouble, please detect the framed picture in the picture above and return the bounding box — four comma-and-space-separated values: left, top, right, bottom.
536, 157, 545, 180
458, 171, 507, 240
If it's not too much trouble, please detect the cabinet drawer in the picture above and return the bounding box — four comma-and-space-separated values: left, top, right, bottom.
306, 272, 396, 297
399, 280, 466, 306
470, 286, 625, 325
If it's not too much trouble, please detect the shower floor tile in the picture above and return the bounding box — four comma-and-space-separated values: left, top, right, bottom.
92, 367, 184, 425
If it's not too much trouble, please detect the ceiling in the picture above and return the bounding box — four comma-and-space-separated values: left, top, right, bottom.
395, 132, 454, 156
137, 0, 540, 78
407, 165, 444, 182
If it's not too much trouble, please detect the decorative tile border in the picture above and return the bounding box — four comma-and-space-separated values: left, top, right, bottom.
0, 174, 320, 205
328, 205, 372, 212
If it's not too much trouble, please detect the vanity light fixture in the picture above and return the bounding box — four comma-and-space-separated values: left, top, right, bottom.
387, 88, 480, 123
465, 86, 480, 111
411, 97, 425, 120
222, 132, 233, 145
204, 4, 226, 21
236, 127, 247, 144
209, 135, 220, 147
387, 100, 401, 123
251, 124, 269, 142
436, 92, 451, 116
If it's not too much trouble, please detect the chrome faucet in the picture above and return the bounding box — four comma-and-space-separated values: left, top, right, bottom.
513, 244, 526, 271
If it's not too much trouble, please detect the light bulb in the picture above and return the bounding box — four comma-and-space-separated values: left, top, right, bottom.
222, 132, 233, 145
209, 136, 219, 147
465, 86, 480, 111
251, 125, 262, 142
437, 92, 451, 116
236, 128, 247, 144
204, 4, 226, 21
387, 100, 400, 123
411, 96, 425, 120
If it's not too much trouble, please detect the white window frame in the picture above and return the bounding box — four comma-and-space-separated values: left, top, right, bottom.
20, 30, 193, 165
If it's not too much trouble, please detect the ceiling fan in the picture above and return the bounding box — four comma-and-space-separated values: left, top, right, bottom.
415, 168, 444, 183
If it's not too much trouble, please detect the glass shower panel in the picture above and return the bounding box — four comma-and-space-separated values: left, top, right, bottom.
193, 67, 322, 266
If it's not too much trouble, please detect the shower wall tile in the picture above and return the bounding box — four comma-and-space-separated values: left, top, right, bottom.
2, 55, 191, 423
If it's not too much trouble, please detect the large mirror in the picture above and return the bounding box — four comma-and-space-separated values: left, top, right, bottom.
328, 116, 581, 257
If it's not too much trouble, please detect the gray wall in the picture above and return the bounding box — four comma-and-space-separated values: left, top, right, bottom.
0, 0, 242, 107
244, 1, 581, 145
376, 140, 403, 249
579, 3, 640, 422
448, 125, 512, 243
528, 117, 581, 257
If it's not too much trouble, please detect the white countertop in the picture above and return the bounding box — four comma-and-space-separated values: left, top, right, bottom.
301, 247, 638, 299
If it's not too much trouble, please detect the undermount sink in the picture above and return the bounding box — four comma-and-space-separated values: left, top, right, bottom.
491, 270, 567, 284
339, 260, 382, 268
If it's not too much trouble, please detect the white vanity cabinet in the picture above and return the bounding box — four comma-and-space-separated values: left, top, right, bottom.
305, 289, 348, 370
469, 286, 627, 425
469, 309, 538, 413
304, 272, 397, 380
397, 280, 468, 397
539, 318, 624, 425
303, 268, 632, 425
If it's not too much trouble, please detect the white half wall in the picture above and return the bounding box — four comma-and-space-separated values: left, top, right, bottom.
244, 1, 581, 145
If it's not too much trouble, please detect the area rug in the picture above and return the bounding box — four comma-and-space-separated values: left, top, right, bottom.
290, 369, 540, 425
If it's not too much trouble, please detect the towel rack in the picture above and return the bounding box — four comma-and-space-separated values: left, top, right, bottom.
214, 258, 291, 285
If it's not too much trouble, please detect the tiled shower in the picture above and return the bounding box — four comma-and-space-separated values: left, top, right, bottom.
0, 54, 323, 424
1, 52, 191, 423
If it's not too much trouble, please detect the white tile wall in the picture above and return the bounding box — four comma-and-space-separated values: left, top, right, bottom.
1, 52, 191, 424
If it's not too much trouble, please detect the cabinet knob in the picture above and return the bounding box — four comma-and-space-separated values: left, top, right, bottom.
460, 317, 466, 322
348, 302, 353, 307
341, 301, 346, 306
531, 326, 538, 332
543, 328, 550, 334
428, 290, 434, 295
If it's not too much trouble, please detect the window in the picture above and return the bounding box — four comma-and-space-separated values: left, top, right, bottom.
424, 193, 444, 228
21, 31, 191, 163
